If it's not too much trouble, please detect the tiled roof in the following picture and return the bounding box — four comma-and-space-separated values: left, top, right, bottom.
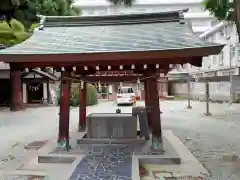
0, 10, 223, 56
32, 69, 59, 81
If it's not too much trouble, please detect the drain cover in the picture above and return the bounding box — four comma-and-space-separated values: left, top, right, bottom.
24, 140, 48, 150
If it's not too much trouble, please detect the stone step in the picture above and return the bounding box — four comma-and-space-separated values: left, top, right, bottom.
38, 156, 76, 164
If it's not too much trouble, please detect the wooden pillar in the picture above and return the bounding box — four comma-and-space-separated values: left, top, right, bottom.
10, 66, 23, 111
148, 73, 163, 150
58, 71, 71, 149
144, 79, 152, 127
79, 81, 87, 131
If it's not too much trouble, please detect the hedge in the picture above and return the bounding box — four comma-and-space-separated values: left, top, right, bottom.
57, 83, 98, 106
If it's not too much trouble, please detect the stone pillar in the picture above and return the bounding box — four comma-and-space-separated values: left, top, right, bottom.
205, 80, 211, 116
148, 73, 163, 150
79, 81, 87, 131
144, 79, 152, 127
10, 67, 23, 111
109, 85, 113, 93
43, 82, 48, 104
58, 71, 71, 150
22, 83, 27, 104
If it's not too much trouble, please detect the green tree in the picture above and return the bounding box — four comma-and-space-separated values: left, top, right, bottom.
58, 83, 98, 106
0, 0, 38, 28
34, 0, 79, 16
0, 0, 79, 28
0, 19, 31, 46
202, 0, 240, 42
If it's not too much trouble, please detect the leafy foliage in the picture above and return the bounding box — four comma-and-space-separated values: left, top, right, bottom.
0, 0, 79, 28
202, 0, 240, 42
0, 19, 31, 46
0, 0, 38, 28
29, 23, 39, 32
34, 0, 80, 16
60, 83, 98, 107
202, 0, 233, 21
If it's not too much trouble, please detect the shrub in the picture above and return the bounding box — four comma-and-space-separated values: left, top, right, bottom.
57, 83, 98, 106
86, 84, 98, 106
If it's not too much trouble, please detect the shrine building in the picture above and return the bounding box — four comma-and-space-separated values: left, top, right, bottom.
0, 10, 224, 148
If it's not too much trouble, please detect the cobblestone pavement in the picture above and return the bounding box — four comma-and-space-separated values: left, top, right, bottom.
69, 145, 132, 180
0, 100, 240, 179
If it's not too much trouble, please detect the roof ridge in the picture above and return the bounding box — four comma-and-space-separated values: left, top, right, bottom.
40, 9, 188, 28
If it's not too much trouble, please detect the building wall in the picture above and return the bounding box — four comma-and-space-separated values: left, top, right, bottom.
170, 74, 240, 102
74, 0, 215, 34
170, 22, 240, 101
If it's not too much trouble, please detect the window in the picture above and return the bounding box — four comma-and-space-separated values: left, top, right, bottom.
219, 51, 224, 66
118, 87, 133, 93
230, 45, 236, 60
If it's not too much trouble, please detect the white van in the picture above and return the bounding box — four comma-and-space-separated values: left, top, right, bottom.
116, 86, 135, 106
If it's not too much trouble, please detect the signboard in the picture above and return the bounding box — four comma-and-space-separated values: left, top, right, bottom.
95, 70, 139, 76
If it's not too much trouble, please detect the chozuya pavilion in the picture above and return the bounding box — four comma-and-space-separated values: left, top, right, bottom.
0, 9, 224, 150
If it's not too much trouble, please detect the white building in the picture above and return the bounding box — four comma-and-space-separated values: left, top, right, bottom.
73, 0, 216, 35
74, 0, 240, 101
170, 22, 240, 102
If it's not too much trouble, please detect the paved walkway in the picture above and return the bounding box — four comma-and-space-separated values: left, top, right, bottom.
69, 145, 132, 180
0, 100, 240, 179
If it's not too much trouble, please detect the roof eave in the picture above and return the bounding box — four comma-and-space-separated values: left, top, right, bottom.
0, 45, 224, 65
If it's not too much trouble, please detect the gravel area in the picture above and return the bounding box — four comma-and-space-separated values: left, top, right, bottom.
0, 100, 240, 179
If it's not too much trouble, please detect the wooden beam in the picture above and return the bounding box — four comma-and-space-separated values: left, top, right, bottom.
81, 75, 143, 82
6, 56, 202, 68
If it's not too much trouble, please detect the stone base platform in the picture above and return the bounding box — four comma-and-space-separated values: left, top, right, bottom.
7, 131, 209, 180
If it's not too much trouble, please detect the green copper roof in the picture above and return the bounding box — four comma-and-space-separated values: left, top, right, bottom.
0, 10, 223, 56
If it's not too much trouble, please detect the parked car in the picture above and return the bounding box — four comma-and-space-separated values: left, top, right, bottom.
116, 86, 136, 106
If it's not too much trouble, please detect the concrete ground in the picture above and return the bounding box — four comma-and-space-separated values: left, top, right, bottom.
0, 100, 240, 179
